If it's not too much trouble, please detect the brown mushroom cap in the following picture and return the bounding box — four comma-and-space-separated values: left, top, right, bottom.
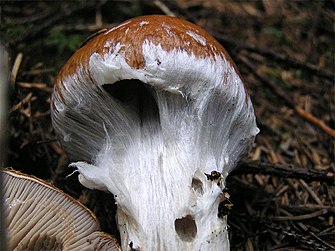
2, 168, 120, 251
54, 15, 241, 97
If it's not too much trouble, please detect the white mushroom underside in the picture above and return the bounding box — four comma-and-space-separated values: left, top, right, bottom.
52, 41, 259, 250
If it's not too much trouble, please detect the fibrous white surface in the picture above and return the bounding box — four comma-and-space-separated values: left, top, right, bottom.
52, 36, 259, 250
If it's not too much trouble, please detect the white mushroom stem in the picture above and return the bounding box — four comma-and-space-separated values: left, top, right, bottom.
52, 15, 259, 251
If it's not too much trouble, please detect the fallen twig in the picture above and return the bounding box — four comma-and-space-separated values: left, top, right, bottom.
239, 55, 335, 138
282, 204, 335, 213
271, 209, 327, 221
54, 23, 109, 32
295, 107, 335, 137
10, 53, 23, 87
9, 92, 33, 113
17, 82, 53, 93
22, 68, 54, 75
298, 179, 324, 206
153, 0, 176, 17
309, 231, 335, 251
212, 32, 334, 81
232, 161, 335, 184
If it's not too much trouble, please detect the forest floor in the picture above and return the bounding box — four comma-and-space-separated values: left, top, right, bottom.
1, 1, 334, 250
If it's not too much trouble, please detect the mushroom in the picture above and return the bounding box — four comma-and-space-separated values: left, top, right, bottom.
2, 168, 121, 250
51, 15, 259, 250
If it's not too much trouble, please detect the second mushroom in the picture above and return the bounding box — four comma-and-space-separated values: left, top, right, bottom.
51, 15, 259, 251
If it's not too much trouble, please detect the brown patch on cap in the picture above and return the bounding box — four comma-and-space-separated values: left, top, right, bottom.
55, 15, 240, 92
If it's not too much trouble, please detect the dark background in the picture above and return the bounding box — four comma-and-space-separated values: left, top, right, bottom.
1, 1, 334, 250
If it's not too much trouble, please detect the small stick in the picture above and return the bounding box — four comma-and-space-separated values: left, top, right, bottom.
318, 226, 335, 235
54, 23, 114, 32
309, 231, 335, 250
239, 55, 335, 138
211, 32, 333, 81
17, 82, 53, 93
295, 107, 335, 138
9, 92, 33, 113
95, 2, 103, 27
278, 208, 308, 231
299, 179, 324, 206
10, 53, 23, 87
232, 161, 335, 184
275, 184, 289, 197
282, 204, 335, 213
271, 209, 327, 221
22, 68, 54, 75
153, 0, 176, 17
